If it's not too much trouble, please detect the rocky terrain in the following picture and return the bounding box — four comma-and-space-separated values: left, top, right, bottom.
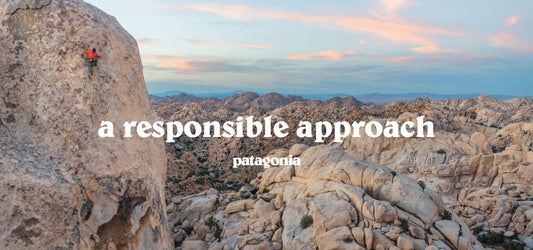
166, 145, 486, 250
154, 93, 533, 249
0, 0, 170, 249
337, 96, 533, 248
152, 92, 372, 194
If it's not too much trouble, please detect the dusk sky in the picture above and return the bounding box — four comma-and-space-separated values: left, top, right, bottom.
85, 0, 533, 96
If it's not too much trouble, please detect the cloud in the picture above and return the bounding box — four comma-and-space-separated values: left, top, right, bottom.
506, 15, 522, 27
183, 39, 274, 49
383, 56, 412, 63
178, 3, 255, 21
411, 45, 461, 54
286, 51, 356, 61
178, 3, 460, 54
380, 0, 411, 15
490, 32, 533, 53
148, 56, 203, 71
147, 56, 246, 73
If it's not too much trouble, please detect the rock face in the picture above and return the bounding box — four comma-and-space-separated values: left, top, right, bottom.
0, 0, 171, 249
337, 98, 533, 240
167, 145, 484, 249
155, 91, 532, 247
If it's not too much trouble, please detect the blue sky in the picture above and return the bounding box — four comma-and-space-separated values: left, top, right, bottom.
85, 0, 533, 96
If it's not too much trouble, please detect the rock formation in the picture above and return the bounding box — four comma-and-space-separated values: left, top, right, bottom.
155, 93, 533, 248
337, 97, 533, 242
152, 93, 365, 195
168, 145, 484, 249
0, 0, 171, 248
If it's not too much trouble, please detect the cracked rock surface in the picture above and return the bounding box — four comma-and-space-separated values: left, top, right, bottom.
168, 145, 485, 250
0, 0, 171, 249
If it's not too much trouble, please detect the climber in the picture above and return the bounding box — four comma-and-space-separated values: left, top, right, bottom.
84, 48, 101, 76
84, 48, 101, 67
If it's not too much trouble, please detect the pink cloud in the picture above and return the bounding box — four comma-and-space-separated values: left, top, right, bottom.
490, 32, 533, 53
148, 56, 204, 71
286, 51, 356, 61
178, 3, 255, 20
506, 15, 522, 27
383, 56, 412, 63
178, 3, 460, 55
381, 0, 411, 14
183, 39, 274, 49
412, 45, 461, 54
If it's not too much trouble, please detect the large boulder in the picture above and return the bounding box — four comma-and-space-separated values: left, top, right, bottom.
0, 0, 171, 248
167, 145, 484, 249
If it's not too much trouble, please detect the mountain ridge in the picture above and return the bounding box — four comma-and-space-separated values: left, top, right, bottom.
150, 91, 522, 104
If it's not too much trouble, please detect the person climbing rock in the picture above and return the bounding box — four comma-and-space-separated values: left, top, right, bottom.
84, 48, 101, 66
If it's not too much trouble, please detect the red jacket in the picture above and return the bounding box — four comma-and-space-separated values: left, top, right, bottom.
84, 49, 101, 59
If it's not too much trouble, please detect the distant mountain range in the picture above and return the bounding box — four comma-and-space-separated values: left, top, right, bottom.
150, 90, 522, 104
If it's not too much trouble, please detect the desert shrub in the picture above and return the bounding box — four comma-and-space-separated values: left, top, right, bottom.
183, 226, 193, 235
343, 236, 353, 243
262, 188, 270, 194
473, 226, 483, 235
417, 180, 426, 189
477, 231, 504, 245
391, 171, 397, 177
436, 149, 446, 154
300, 215, 313, 229
492, 146, 505, 153
213, 224, 222, 239
503, 240, 524, 250
442, 210, 452, 220
399, 218, 409, 232
205, 216, 223, 239
207, 216, 216, 228
240, 190, 250, 199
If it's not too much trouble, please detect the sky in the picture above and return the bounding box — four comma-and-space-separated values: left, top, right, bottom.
84, 0, 533, 96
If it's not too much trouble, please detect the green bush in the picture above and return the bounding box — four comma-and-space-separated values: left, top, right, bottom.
183, 226, 193, 235
240, 190, 250, 199
391, 171, 397, 177
417, 180, 426, 189
492, 146, 505, 153
473, 226, 483, 235
442, 210, 452, 220
300, 215, 313, 229
477, 231, 504, 246
214, 224, 222, 239
436, 149, 446, 154
399, 218, 409, 232
207, 216, 216, 228
503, 240, 524, 250
342, 236, 353, 243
